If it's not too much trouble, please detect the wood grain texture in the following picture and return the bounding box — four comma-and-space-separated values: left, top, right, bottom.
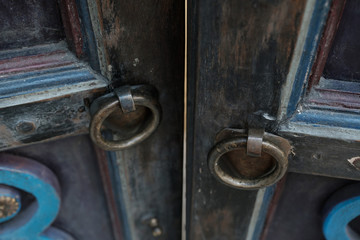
187, 0, 306, 239
282, 132, 360, 180
99, 0, 184, 239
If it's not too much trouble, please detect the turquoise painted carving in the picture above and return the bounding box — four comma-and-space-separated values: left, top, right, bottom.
0, 154, 74, 240
323, 184, 360, 240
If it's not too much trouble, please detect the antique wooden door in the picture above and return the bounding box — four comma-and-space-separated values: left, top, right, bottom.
185, 0, 360, 239
0, 0, 183, 239
2, 0, 360, 239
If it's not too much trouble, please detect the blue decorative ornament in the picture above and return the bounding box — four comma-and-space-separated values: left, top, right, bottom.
0, 154, 74, 240
323, 184, 360, 240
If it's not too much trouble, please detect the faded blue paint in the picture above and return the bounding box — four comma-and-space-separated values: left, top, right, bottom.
323, 196, 360, 240
0, 155, 74, 240
286, 0, 332, 117
251, 186, 276, 240
0, 68, 96, 99
281, 0, 360, 133
75, 0, 100, 71
291, 110, 360, 130
0, 43, 66, 61
1, 65, 80, 82
106, 150, 132, 240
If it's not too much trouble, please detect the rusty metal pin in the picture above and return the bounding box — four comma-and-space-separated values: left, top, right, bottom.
149, 218, 159, 228
247, 128, 265, 157
152, 227, 162, 237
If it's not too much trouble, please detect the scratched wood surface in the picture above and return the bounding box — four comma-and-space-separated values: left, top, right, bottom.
186, 1, 306, 239
99, 0, 184, 239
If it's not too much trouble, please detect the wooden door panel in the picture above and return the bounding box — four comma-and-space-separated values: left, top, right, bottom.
98, 0, 185, 239
264, 0, 360, 238
186, 0, 306, 239
0, 0, 184, 239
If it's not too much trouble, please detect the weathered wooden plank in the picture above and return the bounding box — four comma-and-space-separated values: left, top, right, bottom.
0, 43, 107, 150
99, 0, 184, 239
187, 0, 306, 239
280, 132, 360, 180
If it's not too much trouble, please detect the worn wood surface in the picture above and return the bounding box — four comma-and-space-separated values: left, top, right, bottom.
187, 0, 306, 239
280, 132, 360, 180
323, 0, 360, 82
263, 173, 354, 240
0, 44, 107, 150
0, 0, 65, 50
94, 147, 124, 240
99, 0, 184, 239
7, 135, 115, 240
59, 0, 83, 57
307, 0, 346, 89
279, 0, 360, 180
307, 78, 360, 110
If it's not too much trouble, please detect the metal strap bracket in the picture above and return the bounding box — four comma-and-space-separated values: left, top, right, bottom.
247, 128, 265, 157
114, 86, 136, 113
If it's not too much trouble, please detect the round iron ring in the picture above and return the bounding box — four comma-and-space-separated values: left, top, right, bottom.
90, 85, 161, 151
208, 137, 288, 190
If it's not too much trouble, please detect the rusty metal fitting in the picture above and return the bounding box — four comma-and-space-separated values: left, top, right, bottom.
208, 128, 291, 190
90, 84, 161, 151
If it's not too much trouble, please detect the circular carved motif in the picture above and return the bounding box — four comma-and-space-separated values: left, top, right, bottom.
0, 196, 20, 220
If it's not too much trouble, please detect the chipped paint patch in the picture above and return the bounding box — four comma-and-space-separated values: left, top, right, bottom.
133, 58, 140, 67
348, 157, 360, 170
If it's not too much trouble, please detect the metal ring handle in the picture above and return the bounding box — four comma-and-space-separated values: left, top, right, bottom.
90, 85, 161, 151
208, 137, 288, 190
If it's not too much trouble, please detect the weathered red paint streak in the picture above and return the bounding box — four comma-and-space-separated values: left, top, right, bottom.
260, 176, 287, 240
94, 146, 124, 240
307, 0, 347, 90
309, 89, 360, 109
0, 50, 66, 64
59, 0, 84, 57
0, 51, 74, 75
0, 62, 73, 76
